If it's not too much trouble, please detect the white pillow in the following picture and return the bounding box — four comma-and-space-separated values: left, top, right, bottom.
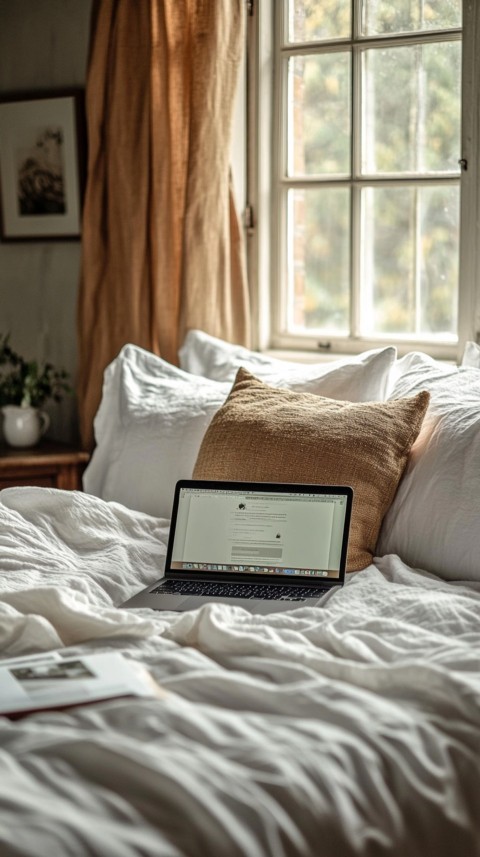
179, 329, 396, 401
84, 342, 396, 518
83, 346, 230, 519
179, 329, 297, 379
377, 351, 480, 581
389, 349, 457, 386
461, 340, 480, 368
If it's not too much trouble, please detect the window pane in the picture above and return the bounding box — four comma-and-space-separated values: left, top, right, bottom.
288, 0, 350, 43
362, 42, 461, 175
361, 0, 461, 36
287, 188, 350, 332
361, 185, 459, 338
288, 53, 351, 176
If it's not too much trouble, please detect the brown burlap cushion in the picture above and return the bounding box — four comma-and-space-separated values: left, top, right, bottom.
193, 368, 430, 571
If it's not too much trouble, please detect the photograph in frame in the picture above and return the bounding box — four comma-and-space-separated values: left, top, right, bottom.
0, 91, 84, 240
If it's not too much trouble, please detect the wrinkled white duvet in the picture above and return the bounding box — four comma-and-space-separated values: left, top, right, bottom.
0, 487, 479, 857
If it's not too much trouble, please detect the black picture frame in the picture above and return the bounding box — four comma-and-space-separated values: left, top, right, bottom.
0, 89, 85, 241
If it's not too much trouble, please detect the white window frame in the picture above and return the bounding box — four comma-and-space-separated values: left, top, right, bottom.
246, 0, 480, 362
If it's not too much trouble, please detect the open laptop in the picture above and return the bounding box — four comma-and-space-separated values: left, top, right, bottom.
121, 480, 352, 614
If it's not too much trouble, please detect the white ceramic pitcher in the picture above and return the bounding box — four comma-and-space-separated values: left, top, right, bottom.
1, 405, 50, 448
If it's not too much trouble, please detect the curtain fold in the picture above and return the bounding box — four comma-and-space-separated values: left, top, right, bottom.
77, 0, 250, 450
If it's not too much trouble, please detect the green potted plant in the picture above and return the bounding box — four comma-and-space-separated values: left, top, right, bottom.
0, 333, 71, 447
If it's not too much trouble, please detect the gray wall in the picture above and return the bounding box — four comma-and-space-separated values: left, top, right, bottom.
0, 0, 93, 444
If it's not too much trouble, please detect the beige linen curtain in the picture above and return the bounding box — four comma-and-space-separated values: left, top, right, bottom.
77, 0, 250, 449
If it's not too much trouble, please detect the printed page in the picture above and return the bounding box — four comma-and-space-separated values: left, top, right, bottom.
0, 651, 165, 717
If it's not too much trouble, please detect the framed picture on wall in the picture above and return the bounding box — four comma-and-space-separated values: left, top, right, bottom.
0, 90, 85, 241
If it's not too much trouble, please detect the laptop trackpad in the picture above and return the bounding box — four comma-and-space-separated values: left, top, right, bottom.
181, 595, 253, 610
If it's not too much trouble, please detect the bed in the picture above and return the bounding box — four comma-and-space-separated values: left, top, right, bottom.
1, 330, 479, 857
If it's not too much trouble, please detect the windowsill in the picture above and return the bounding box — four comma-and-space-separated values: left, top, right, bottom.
262, 348, 457, 366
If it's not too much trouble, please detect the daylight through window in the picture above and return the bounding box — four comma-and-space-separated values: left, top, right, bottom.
272, 0, 462, 352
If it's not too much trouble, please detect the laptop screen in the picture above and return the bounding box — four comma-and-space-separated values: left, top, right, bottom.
166, 481, 352, 582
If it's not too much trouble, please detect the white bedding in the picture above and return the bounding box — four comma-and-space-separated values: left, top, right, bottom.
1, 487, 480, 857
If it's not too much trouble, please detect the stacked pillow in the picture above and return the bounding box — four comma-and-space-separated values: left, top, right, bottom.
83, 346, 229, 519
179, 328, 396, 401
377, 350, 480, 581
461, 340, 480, 368
85, 332, 480, 582
84, 339, 396, 520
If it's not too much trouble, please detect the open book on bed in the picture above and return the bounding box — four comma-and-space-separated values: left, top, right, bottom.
0, 651, 165, 718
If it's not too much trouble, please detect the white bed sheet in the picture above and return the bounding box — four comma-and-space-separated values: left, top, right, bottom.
0, 487, 479, 857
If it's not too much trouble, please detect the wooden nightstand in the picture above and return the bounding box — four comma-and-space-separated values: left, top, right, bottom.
0, 440, 90, 491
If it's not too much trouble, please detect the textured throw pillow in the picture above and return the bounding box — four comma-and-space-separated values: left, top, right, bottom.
179, 329, 396, 402
377, 351, 480, 580
193, 368, 430, 571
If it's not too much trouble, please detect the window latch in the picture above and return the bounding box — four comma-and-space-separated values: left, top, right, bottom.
244, 204, 255, 236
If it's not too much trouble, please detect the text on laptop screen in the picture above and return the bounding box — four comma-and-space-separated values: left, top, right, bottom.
170, 487, 349, 579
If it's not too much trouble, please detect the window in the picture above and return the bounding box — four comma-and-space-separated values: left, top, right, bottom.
247, 0, 480, 359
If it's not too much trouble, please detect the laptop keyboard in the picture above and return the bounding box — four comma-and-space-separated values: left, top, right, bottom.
152, 580, 329, 601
